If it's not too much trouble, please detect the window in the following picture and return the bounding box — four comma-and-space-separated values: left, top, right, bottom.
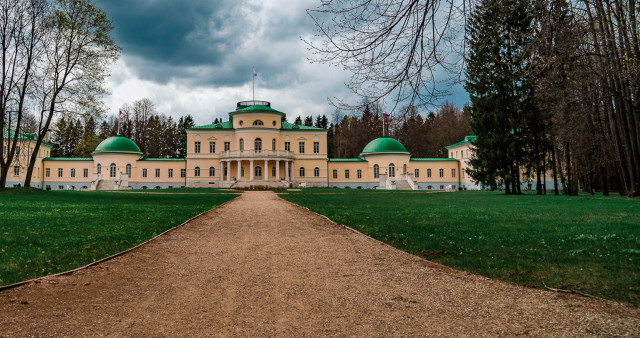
272, 166, 276, 177
255, 138, 262, 152
155, 168, 160, 178
126, 164, 132, 177
110, 163, 116, 178
46, 168, 50, 177
46, 185, 51, 190
195, 141, 201, 153
59, 185, 63, 190
83, 168, 88, 178
439, 169, 444, 178
97, 164, 101, 174
224, 142, 230, 151
71, 168, 76, 178
450, 152, 453, 158
143, 169, 147, 178
155, 186, 161, 189
195, 167, 200, 177
209, 142, 215, 153
255, 166, 262, 177
313, 142, 319, 154
209, 166, 215, 177
253, 120, 264, 126
58, 168, 63, 177
272, 138, 276, 151
299, 142, 305, 153
16, 146, 20, 155
314, 167, 320, 177
452, 169, 456, 178
345, 170, 349, 179
440, 185, 445, 190
403, 164, 407, 175
181, 168, 186, 178
373, 164, 379, 178
14, 166, 19, 176
388, 163, 395, 178
241, 166, 245, 177
240, 138, 244, 151
415, 169, 419, 178
169, 168, 174, 178
427, 185, 432, 190
357, 169, 362, 179
333, 169, 337, 179
142, 186, 147, 190
299, 167, 305, 177
284, 142, 290, 151
427, 169, 432, 178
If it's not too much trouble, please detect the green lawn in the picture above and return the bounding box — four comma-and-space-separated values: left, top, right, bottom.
0, 188, 239, 286
279, 189, 640, 304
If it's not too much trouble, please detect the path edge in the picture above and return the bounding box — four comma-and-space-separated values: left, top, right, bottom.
0, 196, 239, 292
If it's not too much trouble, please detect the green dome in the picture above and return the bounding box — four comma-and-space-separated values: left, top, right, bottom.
360, 137, 409, 156
93, 136, 142, 155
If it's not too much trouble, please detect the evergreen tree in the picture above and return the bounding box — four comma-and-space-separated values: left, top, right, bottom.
303, 116, 314, 126
294, 116, 302, 125
177, 115, 195, 158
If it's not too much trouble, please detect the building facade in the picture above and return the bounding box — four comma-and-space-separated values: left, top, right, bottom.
3, 100, 482, 190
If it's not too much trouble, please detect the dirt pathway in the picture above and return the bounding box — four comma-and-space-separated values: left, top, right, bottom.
1, 191, 638, 336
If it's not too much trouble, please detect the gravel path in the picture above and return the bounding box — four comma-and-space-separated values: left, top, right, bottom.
1, 191, 638, 336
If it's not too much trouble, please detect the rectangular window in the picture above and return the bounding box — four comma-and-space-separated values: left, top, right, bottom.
450, 152, 453, 158
83, 168, 88, 178
452, 169, 456, 178
284, 142, 290, 151
415, 169, 419, 178
14, 166, 19, 176
58, 168, 63, 177
194, 142, 201, 153
313, 142, 319, 154
16, 146, 20, 155
46, 168, 50, 177
333, 169, 337, 179
181, 168, 186, 178
71, 168, 76, 178
209, 142, 215, 153
224, 142, 230, 151
345, 170, 349, 179
168, 169, 173, 178
357, 169, 362, 179
439, 169, 444, 178
298, 142, 305, 154
427, 169, 431, 178
155, 168, 160, 178
142, 169, 148, 178
59, 185, 63, 190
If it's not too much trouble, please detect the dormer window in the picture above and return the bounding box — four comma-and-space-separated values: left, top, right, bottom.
253, 120, 264, 126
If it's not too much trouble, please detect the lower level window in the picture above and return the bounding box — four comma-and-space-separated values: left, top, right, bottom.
414, 169, 419, 178
299, 167, 305, 177
14, 166, 19, 176
345, 170, 349, 179
357, 169, 362, 179
333, 169, 337, 179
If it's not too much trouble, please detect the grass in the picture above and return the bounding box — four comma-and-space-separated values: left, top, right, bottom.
0, 188, 239, 286
278, 189, 640, 304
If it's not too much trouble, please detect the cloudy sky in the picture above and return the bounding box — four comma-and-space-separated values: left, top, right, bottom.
94, 0, 470, 126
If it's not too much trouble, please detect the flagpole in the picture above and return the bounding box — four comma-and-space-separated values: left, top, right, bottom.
252, 66, 255, 101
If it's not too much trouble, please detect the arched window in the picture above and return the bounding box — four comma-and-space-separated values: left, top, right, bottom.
299, 167, 305, 177
253, 120, 264, 126
209, 166, 215, 177
389, 163, 395, 178
272, 138, 276, 151
126, 164, 132, 177
403, 164, 407, 175
373, 164, 379, 178
314, 167, 319, 177
239, 138, 244, 151
195, 166, 200, 177
255, 138, 262, 152
110, 163, 116, 178
255, 165, 262, 177
97, 164, 101, 174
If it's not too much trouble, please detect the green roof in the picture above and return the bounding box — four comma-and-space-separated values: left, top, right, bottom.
2, 127, 53, 147
445, 136, 477, 149
190, 121, 234, 130
360, 137, 409, 156
93, 136, 142, 154
410, 158, 459, 162
328, 158, 367, 162
281, 122, 326, 131
234, 105, 282, 114
43, 157, 93, 161
138, 158, 185, 161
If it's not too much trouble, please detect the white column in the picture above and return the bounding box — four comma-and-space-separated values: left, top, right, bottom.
237, 160, 241, 181
250, 160, 254, 181
276, 160, 280, 180
226, 161, 230, 183
285, 160, 290, 181
264, 159, 268, 180
291, 161, 295, 182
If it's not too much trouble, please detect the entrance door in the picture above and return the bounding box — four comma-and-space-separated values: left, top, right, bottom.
255, 166, 262, 180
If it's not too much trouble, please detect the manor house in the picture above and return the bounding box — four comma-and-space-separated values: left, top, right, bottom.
5, 100, 478, 190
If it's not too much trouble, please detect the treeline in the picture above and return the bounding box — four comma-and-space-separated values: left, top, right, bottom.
466, 0, 640, 197
52, 99, 195, 158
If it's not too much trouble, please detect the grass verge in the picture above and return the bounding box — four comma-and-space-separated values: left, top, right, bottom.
279, 189, 640, 304
0, 188, 239, 286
